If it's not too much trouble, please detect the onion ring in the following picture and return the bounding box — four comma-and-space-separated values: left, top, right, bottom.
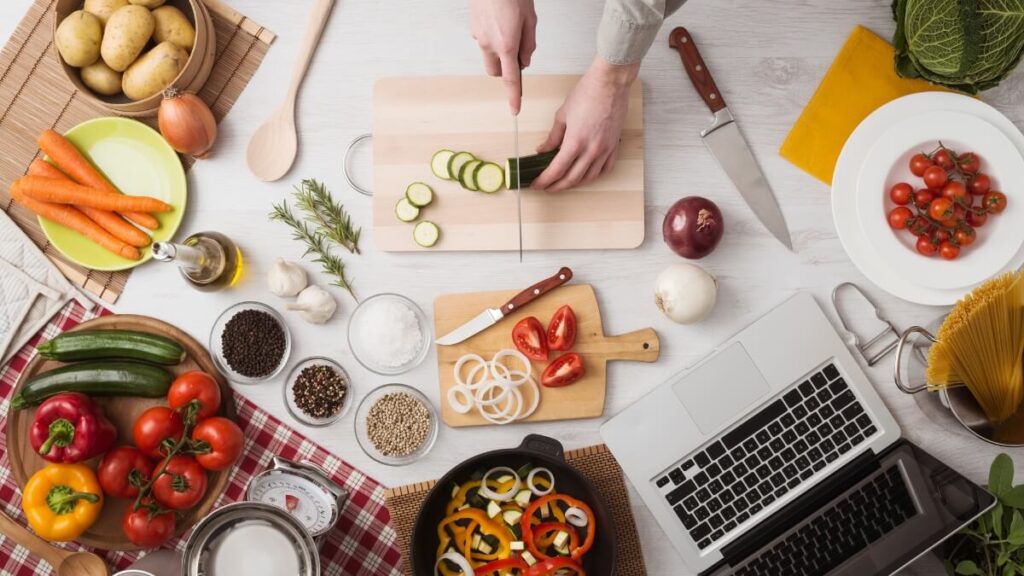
435, 551, 474, 576
455, 354, 488, 389
475, 380, 513, 407
446, 384, 474, 414
480, 386, 522, 425
518, 376, 541, 420
478, 467, 521, 501
491, 349, 531, 386
565, 506, 589, 528
527, 467, 555, 496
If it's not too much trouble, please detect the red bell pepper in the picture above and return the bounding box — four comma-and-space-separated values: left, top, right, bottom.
30, 393, 116, 463
525, 557, 585, 575
521, 494, 596, 562
477, 558, 528, 575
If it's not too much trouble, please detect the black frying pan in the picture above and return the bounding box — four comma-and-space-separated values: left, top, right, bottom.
411, 434, 616, 574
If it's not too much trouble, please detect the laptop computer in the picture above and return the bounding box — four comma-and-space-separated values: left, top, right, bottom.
601, 292, 995, 575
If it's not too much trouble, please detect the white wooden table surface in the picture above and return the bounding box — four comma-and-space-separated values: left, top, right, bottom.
3, 0, 1024, 573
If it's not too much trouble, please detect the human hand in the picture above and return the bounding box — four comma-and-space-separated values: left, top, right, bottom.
531, 58, 639, 192
470, 0, 536, 114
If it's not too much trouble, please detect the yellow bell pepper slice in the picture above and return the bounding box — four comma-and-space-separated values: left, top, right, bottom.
22, 463, 103, 542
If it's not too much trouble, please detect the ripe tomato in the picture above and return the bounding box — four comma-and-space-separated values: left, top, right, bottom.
889, 182, 913, 205
512, 317, 548, 362
887, 207, 913, 230
133, 406, 185, 459
923, 165, 948, 189
984, 191, 1007, 214
191, 417, 243, 472
98, 446, 154, 499
913, 189, 934, 209
152, 455, 208, 510
546, 305, 577, 351
123, 500, 176, 548
934, 229, 950, 245
967, 209, 988, 228
941, 181, 968, 202
909, 153, 932, 177
928, 197, 954, 221
168, 371, 222, 422
933, 149, 955, 170
908, 216, 931, 236
959, 152, 981, 174
540, 353, 585, 388
916, 235, 937, 256
955, 227, 976, 247
969, 173, 991, 195
939, 241, 960, 260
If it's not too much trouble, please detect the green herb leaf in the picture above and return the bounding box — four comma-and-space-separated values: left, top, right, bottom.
268, 199, 358, 302
1004, 486, 1024, 509
1009, 511, 1024, 547
995, 505, 1006, 538
991, 454, 1015, 497
293, 179, 361, 255
957, 560, 983, 575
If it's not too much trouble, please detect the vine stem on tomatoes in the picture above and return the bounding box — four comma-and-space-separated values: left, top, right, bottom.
130, 401, 205, 513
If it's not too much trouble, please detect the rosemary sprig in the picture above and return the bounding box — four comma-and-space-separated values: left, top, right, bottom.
293, 178, 361, 254
269, 200, 357, 301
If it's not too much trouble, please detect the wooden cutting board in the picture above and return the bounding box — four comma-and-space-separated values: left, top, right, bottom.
434, 284, 660, 426
6, 315, 234, 551
372, 75, 645, 251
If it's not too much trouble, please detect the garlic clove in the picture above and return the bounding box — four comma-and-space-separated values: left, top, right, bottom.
286, 285, 337, 324
268, 257, 307, 297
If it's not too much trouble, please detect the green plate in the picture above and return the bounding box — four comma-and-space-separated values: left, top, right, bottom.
39, 117, 187, 272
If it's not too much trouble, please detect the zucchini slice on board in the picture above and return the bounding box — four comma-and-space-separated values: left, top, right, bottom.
506, 149, 559, 189
405, 182, 434, 207
395, 197, 420, 222
431, 150, 455, 180
475, 163, 505, 193
413, 221, 440, 247
447, 151, 476, 181
459, 159, 483, 191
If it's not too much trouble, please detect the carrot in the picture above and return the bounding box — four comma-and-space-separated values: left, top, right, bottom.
10, 185, 140, 260
13, 176, 173, 213
28, 160, 151, 248
37, 129, 161, 230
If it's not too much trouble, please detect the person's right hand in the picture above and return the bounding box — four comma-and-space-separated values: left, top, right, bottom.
470, 0, 537, 115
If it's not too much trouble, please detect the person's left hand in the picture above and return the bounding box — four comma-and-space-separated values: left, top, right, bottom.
530, 58, 639, 192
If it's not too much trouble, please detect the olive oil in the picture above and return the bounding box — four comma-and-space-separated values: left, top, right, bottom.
152, 231, 243, 292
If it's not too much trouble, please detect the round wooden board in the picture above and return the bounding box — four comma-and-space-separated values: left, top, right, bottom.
5, 315, 235, 551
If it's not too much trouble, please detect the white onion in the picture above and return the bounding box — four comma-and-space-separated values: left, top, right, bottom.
480, 386, 522, 425
435, 551, 474, 576
479, 467, 520, 501
527, 467, 555, 496
475, 380, 513, 407
455, 354, 488, 388
491, 349, 531, 385
518, 376, 541, 420
447, 385, 474, 414
654, 263, 718, 324
447, 350, 539, 424
565, 506, 589, 527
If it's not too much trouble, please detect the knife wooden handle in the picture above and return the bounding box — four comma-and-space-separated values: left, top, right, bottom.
501, 267, 573, 315
668, 27, 727, 113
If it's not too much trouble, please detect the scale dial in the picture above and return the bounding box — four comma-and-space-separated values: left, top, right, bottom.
247, 470, 338, 537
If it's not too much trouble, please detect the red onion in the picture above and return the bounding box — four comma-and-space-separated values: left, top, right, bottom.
662, 196, 724, 259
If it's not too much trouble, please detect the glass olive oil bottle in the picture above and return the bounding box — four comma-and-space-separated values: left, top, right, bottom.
152, 231, 243, 292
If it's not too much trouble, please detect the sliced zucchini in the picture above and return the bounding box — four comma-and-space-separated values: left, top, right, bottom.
502, 509, 523, 526
475, 162, 505, 193
394, 197, 420, 222
514, 489, 532, 507
405, 182, 434, 207
413, 221, 440, 247
431, 150, 455, 180
459, 159, 483, 191
447, 151, 476, 181
486, 500, 502, 519
506, 149, 559, 189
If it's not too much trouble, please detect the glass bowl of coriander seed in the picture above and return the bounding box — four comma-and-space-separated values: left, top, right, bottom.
284, 357, 353, 427
354, 383, 438, 466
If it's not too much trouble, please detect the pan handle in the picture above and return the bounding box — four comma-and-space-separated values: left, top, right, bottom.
894, 326, 935, 394
343, 133, 372, 196
519, 434, 566, 461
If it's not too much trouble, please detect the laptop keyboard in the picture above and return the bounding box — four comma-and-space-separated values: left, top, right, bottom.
656, 363, 879, 550
734, 465, 917, 576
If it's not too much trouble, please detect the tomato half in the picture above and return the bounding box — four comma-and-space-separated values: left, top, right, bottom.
152, 454, 208, 510
513, 317, 549, 361
168, 371, 222, 422
191, 417, 244, 472
546, 305, 577, 352
133, 406, 185, 459
541, 353, 585, 388
98, 446, 154, 499
123, 499, 176, 548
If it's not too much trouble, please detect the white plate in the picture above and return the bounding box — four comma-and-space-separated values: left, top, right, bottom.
832, 92, 1024, 306
856, 111, 1024, 290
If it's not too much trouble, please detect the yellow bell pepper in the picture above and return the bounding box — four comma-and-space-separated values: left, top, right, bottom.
22, 463, 103, 542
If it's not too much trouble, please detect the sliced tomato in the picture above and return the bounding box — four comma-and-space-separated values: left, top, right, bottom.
513, 317, 549, 361
546, 305, 577, 352
541, 353, 585, 388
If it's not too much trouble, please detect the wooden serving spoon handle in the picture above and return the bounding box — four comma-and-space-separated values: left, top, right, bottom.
0, 510, 68, 567
285, 0, 337, 106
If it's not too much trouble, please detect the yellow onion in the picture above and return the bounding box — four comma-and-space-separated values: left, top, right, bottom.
158, 89, 217, 158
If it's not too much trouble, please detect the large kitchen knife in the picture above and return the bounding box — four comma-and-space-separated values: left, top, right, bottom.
435, 267, 573, 346
514, 58, 524, 262
668, 27, 793, 250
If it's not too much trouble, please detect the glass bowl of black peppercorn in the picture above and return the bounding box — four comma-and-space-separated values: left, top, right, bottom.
210, 301, 292, 384
284, 357, 353, 427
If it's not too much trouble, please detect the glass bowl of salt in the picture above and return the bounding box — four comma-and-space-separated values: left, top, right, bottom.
347, 293, 431, 375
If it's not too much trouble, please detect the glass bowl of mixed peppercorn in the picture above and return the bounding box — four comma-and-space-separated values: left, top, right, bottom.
284, 356, 353, 427
210, 301, 292, 385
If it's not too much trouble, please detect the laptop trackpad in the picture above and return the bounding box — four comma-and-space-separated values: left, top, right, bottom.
673, 343, 771, 435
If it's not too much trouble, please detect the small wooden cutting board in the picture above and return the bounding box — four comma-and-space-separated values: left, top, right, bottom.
434, 284, 659, 427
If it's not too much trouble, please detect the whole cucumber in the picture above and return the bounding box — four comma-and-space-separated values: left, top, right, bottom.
37, 330, 185, 365
11, 361, 174, 410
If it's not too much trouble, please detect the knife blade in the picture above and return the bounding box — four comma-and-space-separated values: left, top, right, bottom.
435, 267, 573, 346
668, 27, 793, 251
515, 58, 524, 262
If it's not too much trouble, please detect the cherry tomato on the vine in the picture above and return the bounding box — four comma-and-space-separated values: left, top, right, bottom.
959, 152, 981, 174
967, 209, 988, 228
941, 181, 968, 202
939, 241, 960, 260
984, 191, 1007, 214
914, 189, 935, 209
933, 149, 955, 170
889, 182, 913, 205
954, 227, 976, 247
929, 197, 955, 221
887, 207, 913, 230
969, 173, 991, 196
910, 153, 933, 177
916, 235, 937, 256
923, 165, 948, 189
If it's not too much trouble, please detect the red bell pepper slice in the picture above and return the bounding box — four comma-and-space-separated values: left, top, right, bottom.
525, 557, 585, 576
521, 494, 596, 562
477, 557, 528, 575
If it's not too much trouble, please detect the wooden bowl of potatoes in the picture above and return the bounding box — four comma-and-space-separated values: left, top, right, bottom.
53, 0, 216, 117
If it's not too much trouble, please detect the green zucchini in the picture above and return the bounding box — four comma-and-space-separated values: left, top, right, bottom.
506, 149, 559, 189
37, 330, 185, 365
413, 221, 440, 247
474, 163, 505, 193
11, 361, 174, 410
459, 159, 483, 191
395, 197, 420, 222
447, 152, 476, 181
431, 150, 455, 180
405, 182, 434, 207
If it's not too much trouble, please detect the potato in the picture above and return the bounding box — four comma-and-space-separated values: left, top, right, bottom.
128, 0, 165, 8
81, 61, 123, 96
82, 0, 129, 26
151, 6, 195, 53
100, 5, 155, 72
55, 11, 102, 67
122, 41, 188, 100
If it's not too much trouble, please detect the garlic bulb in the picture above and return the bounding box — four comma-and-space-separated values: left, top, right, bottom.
268, 258, 307, 297
654, 263, 718, 324
286, 285, 337, 324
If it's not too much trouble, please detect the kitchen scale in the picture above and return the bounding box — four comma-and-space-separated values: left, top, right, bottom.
245, 456, 349, 540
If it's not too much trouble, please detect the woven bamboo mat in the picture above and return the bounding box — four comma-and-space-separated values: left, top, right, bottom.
0, 0, 274, 303
384, 444, 648, 575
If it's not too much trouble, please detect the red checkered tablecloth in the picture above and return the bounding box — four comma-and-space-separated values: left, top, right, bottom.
0, 301, 403, 575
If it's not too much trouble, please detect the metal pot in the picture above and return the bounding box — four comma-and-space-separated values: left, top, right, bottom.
411, 434, 617, 575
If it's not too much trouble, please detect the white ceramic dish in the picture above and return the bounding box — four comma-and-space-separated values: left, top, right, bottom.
856, 110, 1024, 290
832, 92, 1024, 306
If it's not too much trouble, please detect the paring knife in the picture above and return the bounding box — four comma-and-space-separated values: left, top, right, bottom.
435, 267, 573, 346
668, 27, 793, 250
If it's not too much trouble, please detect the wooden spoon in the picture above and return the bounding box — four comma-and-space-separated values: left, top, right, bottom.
246, 0, 337, 181
0, 511, 110, 576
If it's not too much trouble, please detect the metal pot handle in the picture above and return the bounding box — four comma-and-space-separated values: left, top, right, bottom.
343, 133, 372, 196
893, 326, 937, 394
519, 434, 566, 461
